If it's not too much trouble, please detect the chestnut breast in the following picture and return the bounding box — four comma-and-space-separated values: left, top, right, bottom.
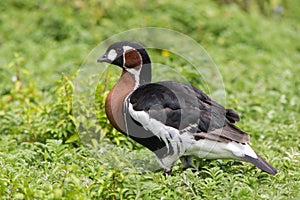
105, 70, 136, 133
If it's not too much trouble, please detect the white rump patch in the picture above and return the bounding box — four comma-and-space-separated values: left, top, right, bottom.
227, 142, 258, 159
186, 139, 258, 160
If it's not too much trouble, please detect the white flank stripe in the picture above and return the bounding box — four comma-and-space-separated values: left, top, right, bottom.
128, 103, 182, 154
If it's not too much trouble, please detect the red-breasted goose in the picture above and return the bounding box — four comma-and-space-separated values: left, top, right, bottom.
97, 41, 277, 175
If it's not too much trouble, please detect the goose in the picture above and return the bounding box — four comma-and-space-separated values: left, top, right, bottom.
97, 41, 277, 175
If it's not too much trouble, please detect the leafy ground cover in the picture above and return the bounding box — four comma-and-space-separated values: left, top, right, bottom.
0, 0, 300, 199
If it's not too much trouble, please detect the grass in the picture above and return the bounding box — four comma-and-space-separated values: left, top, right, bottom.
1, 0, 300, 199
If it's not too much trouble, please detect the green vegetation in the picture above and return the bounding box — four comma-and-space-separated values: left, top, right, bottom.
1, 0, 300, 199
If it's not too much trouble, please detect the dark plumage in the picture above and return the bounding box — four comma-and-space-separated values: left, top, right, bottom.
97, 41, 277, 175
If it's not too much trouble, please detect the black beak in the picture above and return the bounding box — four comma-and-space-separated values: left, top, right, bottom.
97, 54, 110, 63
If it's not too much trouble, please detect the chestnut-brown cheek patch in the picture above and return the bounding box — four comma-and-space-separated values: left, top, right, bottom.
124, 49, 142, 68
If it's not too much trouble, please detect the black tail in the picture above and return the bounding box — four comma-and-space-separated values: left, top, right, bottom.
243, 155, 277, 175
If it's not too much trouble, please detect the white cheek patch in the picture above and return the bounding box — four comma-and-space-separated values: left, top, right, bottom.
123, 46, 134, 51
107, 49, 117, 61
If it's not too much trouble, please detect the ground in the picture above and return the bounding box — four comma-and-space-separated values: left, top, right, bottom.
0, 0, 299, 199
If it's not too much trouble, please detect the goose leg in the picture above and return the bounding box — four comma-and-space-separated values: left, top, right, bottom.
180, 156, 193, 171
164, 168, 173, 176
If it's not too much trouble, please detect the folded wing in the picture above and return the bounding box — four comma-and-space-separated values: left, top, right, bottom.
129, 81, 249, 143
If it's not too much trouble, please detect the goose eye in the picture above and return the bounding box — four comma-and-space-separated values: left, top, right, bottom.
116, 48, 122, 54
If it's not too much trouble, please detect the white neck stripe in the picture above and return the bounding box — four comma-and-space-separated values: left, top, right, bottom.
126, 68, 140, 90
